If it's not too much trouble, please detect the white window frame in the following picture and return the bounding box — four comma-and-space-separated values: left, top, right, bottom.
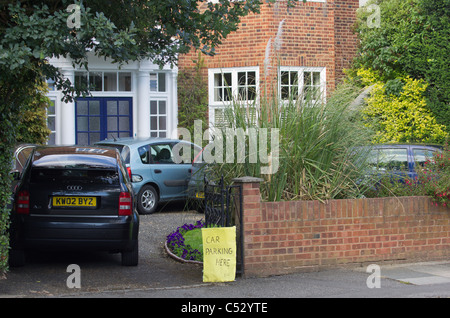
150, 99, 168, 137
149, 72, 167, 93
208, 67, 259, 128
47, 99, 57, 145
208, 67, 259, 106
74, 71, 132, 92
278, 66, 326, 104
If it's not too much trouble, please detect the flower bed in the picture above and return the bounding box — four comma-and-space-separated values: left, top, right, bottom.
166, 220, 205, 263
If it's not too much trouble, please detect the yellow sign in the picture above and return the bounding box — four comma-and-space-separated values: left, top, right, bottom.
202, 226, 236, 282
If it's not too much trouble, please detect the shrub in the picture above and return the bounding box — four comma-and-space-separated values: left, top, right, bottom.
362, 75, 447, 144
210, 82, 375, 202
416, 142, 450, 207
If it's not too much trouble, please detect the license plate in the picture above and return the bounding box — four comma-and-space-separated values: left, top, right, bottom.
195, 192, 205, 199
52, 196, 97, 207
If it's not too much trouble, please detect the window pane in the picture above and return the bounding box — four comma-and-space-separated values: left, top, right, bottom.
223, 88, 230, 101
48, 133, 56, 145
89, 133, 101, 144
281, 86, 289, 99
90, 101, 100, 115
290, 72, 298, 85
413, 149, 435, 166
159, 117, 166, 130
281, 71, 289, 85
313, 72, 321, 85
214, 73, 222, 87
378, 148, 408, 171
77, 117, 88, 131
150, 101, 157, 114
150, 73, 157, 91
152, 144, 173, 164
107, 101, 118, 115
47, 117, 55, 131
224, 73, 232, 86
214, 87, 222, 102
248, 72, 256, 85
304, 72, 312, 86
77, 101, 88, 115
159, 101, 166, 114
48, 100, 55, 115
138, 145, 150, 164
158, 73, 166, 92
75, 72, 88, 90
119, 117, 130, 131
248, 87, 257, 101
89, 117, 100, 131
238, 72, 246, 86
77, 133, 88, 145
104, 72, 117, 91
107, 117, 118, 131
119, 101, 129, 115
89, 72, 102, 91
238, 87, 246, 100
119, 72, 131, 91
151, 116, 157, 129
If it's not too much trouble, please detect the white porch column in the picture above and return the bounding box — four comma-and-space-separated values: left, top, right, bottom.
167, 69, 178, 138
60, 69, 76, 145
137, 71, 150, 138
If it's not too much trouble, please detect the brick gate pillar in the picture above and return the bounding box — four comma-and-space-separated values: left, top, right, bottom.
232, 177, 263, 277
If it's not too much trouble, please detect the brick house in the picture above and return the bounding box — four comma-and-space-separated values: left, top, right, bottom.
178, 0, 360, 128
46, 0, 361, 145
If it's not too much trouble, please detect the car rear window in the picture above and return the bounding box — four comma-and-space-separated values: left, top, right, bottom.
30, 154, 119, 184
95, 144, 130, 164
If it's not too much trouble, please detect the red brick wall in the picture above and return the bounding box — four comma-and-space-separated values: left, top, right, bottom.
178, 0, 359, 96
235, 179, 450, 277
334, 0, 359, 83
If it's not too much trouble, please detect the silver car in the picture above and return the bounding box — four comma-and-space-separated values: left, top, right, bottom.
96, 137, 201, 214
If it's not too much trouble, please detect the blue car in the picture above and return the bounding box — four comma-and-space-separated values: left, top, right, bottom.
96, 138, 202, 214
368, 144, 442, 179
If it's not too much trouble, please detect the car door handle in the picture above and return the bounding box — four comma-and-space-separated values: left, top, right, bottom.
154, 169, 162, 174
188, 169, 192, 173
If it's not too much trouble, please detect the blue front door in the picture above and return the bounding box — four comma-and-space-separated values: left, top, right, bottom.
75, 97, 133, 145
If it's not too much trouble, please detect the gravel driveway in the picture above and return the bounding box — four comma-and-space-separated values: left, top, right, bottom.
0, 201, 206, 297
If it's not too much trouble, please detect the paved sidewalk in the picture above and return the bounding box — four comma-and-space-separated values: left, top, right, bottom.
58, 260, 450, 298
372, 261, 450, 286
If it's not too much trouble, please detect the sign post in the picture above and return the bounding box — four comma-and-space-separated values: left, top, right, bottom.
202, 226, 236, 282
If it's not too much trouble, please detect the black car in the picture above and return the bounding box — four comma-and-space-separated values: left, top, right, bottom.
9, 146, 139, 267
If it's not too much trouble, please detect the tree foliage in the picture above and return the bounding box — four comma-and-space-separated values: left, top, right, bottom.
353, 0, 450, 132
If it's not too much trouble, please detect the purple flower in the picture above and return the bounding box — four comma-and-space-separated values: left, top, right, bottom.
166, 220, 205, 262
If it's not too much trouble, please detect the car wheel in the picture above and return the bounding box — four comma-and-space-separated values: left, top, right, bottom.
121, 240, 138, 266
137, 185, 158, 214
